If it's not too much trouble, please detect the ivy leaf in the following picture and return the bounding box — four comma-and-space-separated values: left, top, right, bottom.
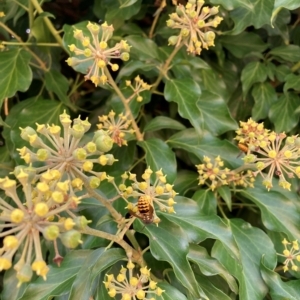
188, 244, 238, 294
271, 0, 300, 25
252, 82, 278, 120
196, 91, 237, 135
240, 183, 300, 240
126, 35, 160, 61
144, 116, 186, 132
241, 61, 268, 96
69, 248, 126, 300
164, 79, 202, 135
0, 49, 32, 107
283, 73, 300, 93
220, 32, 268, 58
136, 215, 208, 299
212, 219, 277, 300
168, 129, 241, 168
159, 282, 188, 300
261, 260, 300, 299
269, 45, 300, 62
269, 92, 299, 132
45, 70, 77, 110
138, 138, 177, 183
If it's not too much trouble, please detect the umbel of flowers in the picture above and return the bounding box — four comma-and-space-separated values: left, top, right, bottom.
235, 118, 300, 190
166, 0, 223, 55
18, 110, 117, 190
104, 260, 164, 299
112, 167, 177, 224
66, 21, 131, 86
0, 172, 89, 287
277, 239, 300, 272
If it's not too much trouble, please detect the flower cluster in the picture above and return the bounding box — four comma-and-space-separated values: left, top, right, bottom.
0, 174, 88, 287
114, 167, 177, 224
104, 261, 164, 299
18, 111, 116, 190
235, 118, 300, 191
277, 239, 300, 272
98, 110, 135, 147
125, 76, 152, 103
66, 21, 131, 86
166, 0, 223, 55
196, 156, 255, 191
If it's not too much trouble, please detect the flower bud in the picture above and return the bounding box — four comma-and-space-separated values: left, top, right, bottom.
16, 263, 33, 287
95, 135, 113, 152
120, 52, 130, 61
89, 176, 100, 188
73, 148, 87, 160
60, 230, 82, 248
168, 35, 179, 46
20, 127, 36, 141
43, 225, 60, 240
74, 216, 91, 230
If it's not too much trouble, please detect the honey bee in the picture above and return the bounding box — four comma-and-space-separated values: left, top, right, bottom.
129, 196, 154, 224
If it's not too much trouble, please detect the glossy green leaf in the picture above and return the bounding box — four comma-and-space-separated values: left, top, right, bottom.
69, 248, 126, 300
226, 0, 274, 35
241, 61, 268, 96
138, 138, 177, 183
261, 260, 300, 300
194, 274, 234, 300
240, 184, 300, 240
19, 250, 93, 300
126, 35, 160, 61
144, 116, 186, 132
252, 82, 278, 120
159, 282, 188, 300
188, 244, 238, 294
217, 186, 232, 211
269, 92, 299, 132
269, 45, 300, 62
168, 129, 242, 168
220, 32, 268, 58
31, 15, 52, 43
45, 70, 76, 110
212, 219, 277, 300
104, 0, 142, 25
272, 0, 300, 24
275, 65, 291, 82
197, 91, 237, 135
0, 49, 32, 106
137, 215, 207, 299
164, 79, 202, 134
173, 170, 198, 195
163, 197, 239, 259
283, 73, 300, 93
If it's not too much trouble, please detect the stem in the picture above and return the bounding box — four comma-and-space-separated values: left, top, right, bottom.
105, 67, 144, 141
30, 0, 64, 47
2, 42, 60, 47
149, 0, 166, 39
151, 43, 183, 91
0, 22, 47, 70
291, 61, 300, 73
81, 226, 142, 263
125, 229, 141, 251
72, 168, 123, 222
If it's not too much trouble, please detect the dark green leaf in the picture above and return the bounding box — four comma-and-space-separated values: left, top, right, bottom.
174, 170, 198, 195
275, 65, 291, 82
0, 49, 32, 106
144, 116, 186, 132
240, 184, 300, 240
120, 0, 139, 8
217, 186, 232, 211
164, 79, 202, 134
126, 35, 160, 61
269, 92, 299, 132
270, 45, 300, 62
272, 0, 300, 24
213, 219, 277, 300
188, 244, 238, 294
241, 61, 268, 96
197, 91, 237, 135
168, 129, 242, 168
138, 138, 177, 183
137, 215, 207, 299
45, 70, 76, 110
159, 282, 188, 300
283, 73, 300, 93
220, 32, 268, 58
252, 82, 278, 120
